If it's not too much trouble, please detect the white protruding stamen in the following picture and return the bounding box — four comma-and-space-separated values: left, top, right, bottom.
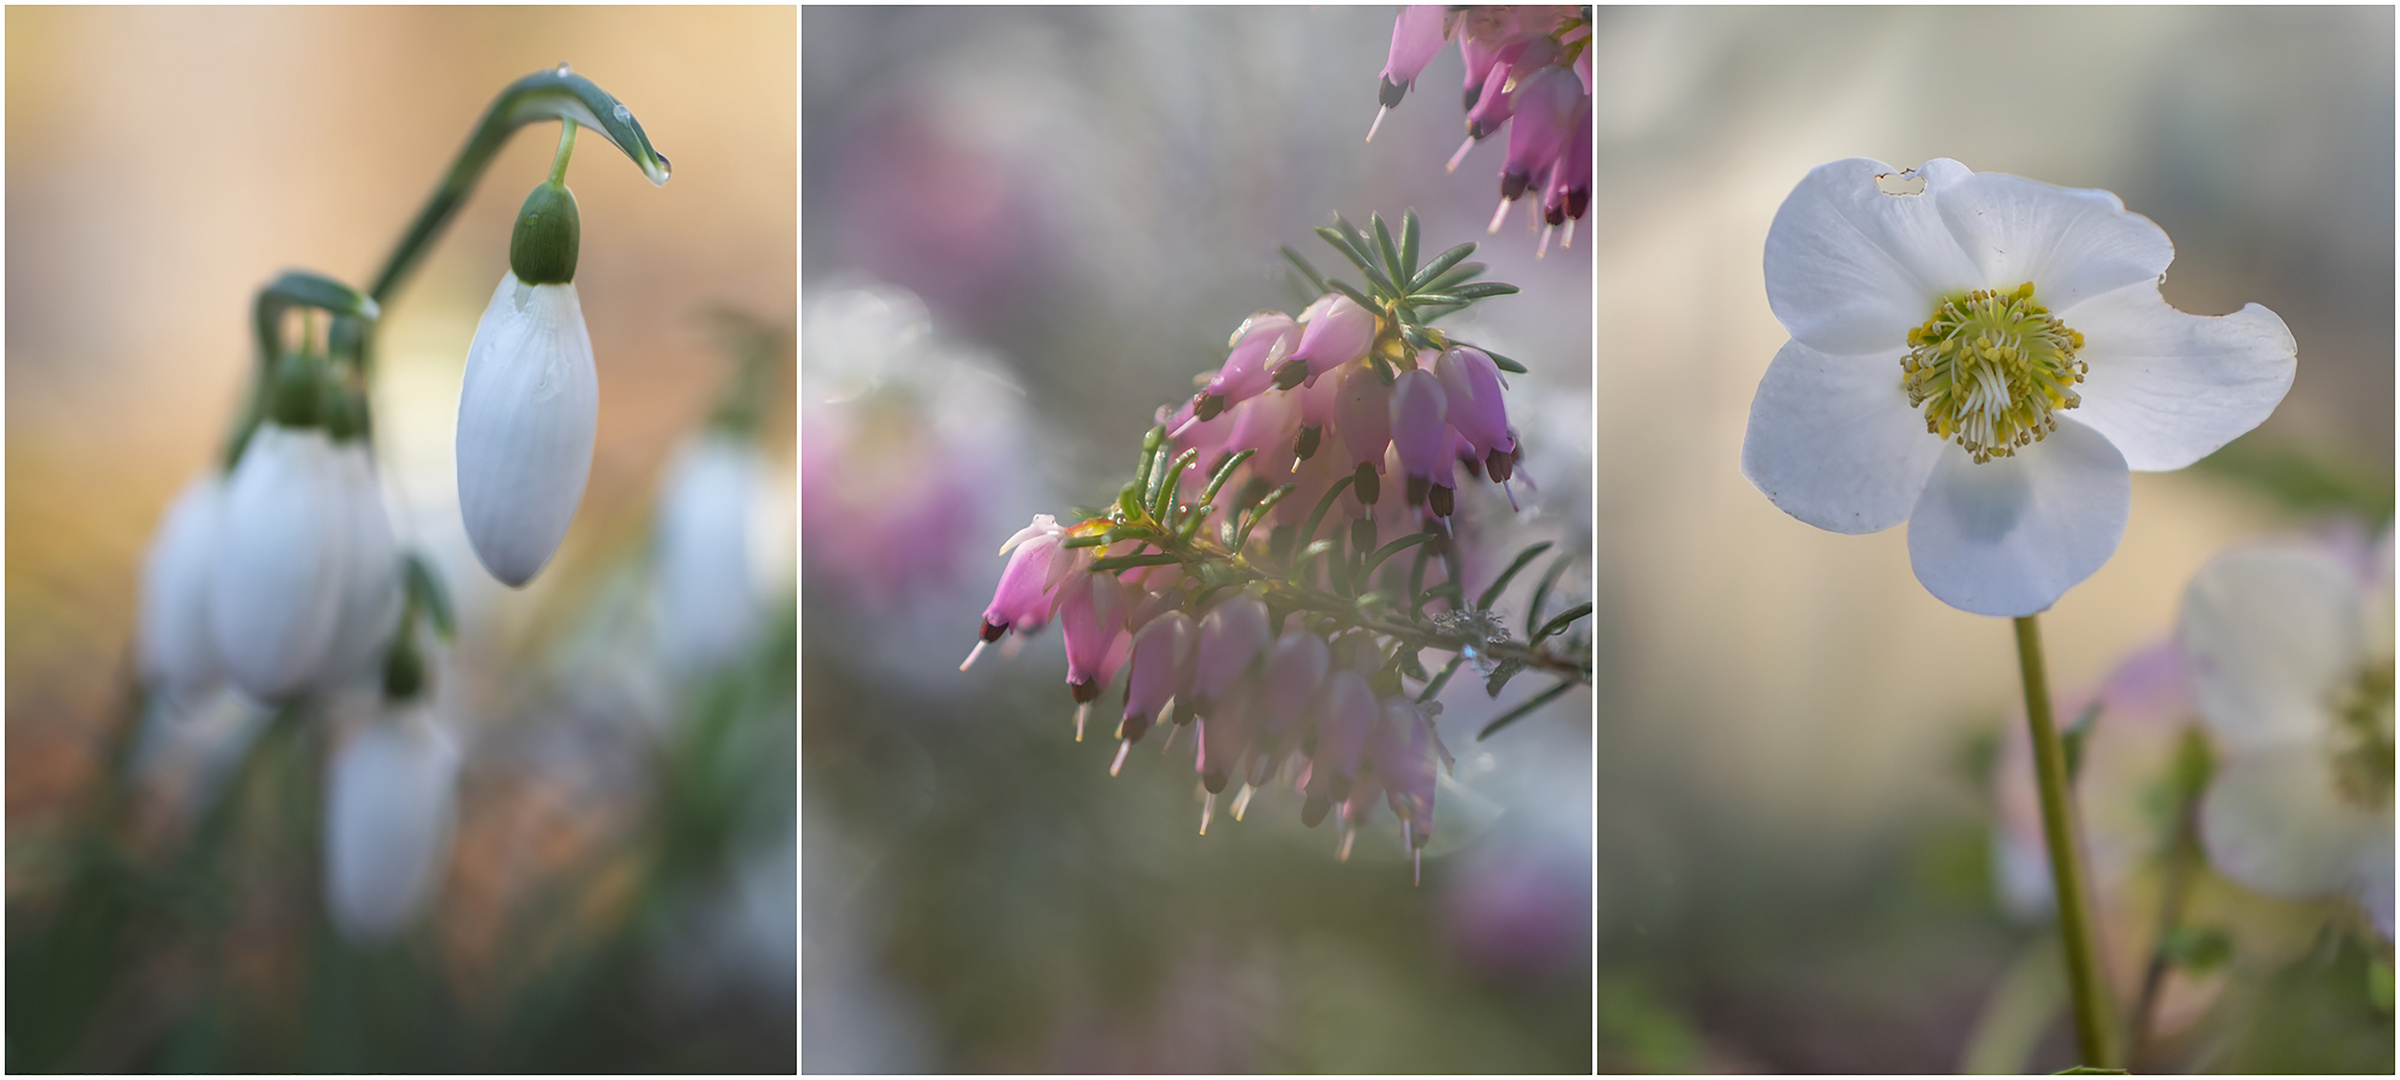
1200, 791, 1216, 835
1487, 198, 1512, 235
1161, 722, 1180, 755
1537, 224, 1554, 259
1365, 106, 1389, 143
1445, 136, 1476, 173
1413, 847, 1422, 886
959, 639, 989, 672
1110, 738, 1133, 777
1337, 828, 1356, 862
1560, 219, 1576, 249
1233, 782, 1256, 821
1404, 819, 1414, 853
1501, 476, 1520, 512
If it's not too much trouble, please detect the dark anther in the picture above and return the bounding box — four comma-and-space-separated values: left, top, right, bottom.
1379, 77, 1409, 109
1459, 453, 1484, 481
1487, 447, 1514, 483
1353, 461, 1381, 505
1272, 358, 1310, 390
1351, 516, 1377, 558
980, 619, 1006, 643
1566, 186, 1589, 221
1194, 393, 1225, 422
1302, 793, 1333, 827
1545, 201, 1566, 227
1203, 769, 1230, 795
1500, 171, 1529, 201
1070, 678, 1100, 704
1463, 86, 1482, 113
1406, 475, 1430, 507
1119, 713, 1152, 743
1430, 484, 1455, 517
1294, 424, 1322, 461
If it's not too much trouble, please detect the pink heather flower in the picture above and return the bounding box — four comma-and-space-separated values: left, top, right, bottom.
1251, 627, 1331, 771
1195, 688, 1256, 797
1490, 65, 1580, 236
1335, 361, 1395, 504
1304, 669, 1379, 825
1120, 610, 1193, 747
1335, 766, 1387, 863
1434, 346, 1516, 482
1462, 58, 1516, 144
1192, 593, 1272, 710
1276, 295, 1377, 390
1293, 359, 1346, 463
961, 514, 1073, 670
1372, 697, 1443, 882
1538, 96, 1593, 253
1389, 368, 1457, 516
1195, 312, 1298, 421
1368, 5, 1456, 141
1057, 565, 1127, 706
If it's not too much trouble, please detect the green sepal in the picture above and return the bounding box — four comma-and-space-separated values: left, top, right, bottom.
382, 631, 426, 701
1482, 348, 1529, 374
268, 352, 325, 428
1477, 680, 1575, 740
1398, 210, 1421, 282
510, 181, 581, 285
1409, 243, 1476, 292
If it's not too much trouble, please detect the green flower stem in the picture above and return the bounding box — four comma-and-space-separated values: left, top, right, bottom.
550, 118, 577, 187
2014, 613, 2120, 1070
2128, 764, 2206, 1068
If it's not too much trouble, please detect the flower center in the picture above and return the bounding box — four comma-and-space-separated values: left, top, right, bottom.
2330, 658, 2395, 809
1901, 283, 2087, 463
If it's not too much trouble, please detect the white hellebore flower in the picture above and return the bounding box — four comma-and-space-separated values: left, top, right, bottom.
2178, 539, 2394, 938
324, 704, 462, 944
207, 424, 349, 701
654, 433, 764, 673
139, 472, 227, 699
1743, 158, 2297, 616
456, 270, 598, 588
315, 441, 403, 690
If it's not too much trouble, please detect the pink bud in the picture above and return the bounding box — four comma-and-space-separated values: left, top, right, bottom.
1434, 346, 1514, 463
1256, 628, 1331, 739
1059, 568, 1127, 702
1389, 368, 1454, 513
1195, 687, 1257, 795
976, 516, 1069, 641
1464, 60, 1514, 141
1121, 610, 1192, 742
1280, 295, 1376, 387
1371, 698, 1440, 849
1541, 97, 1592, 227
1500, 67, 1580, 202
1193, 593, 1272, 705
1378, 6, 1451, 108
1199, 313, 1297, 419
1307, 670, 1378, 814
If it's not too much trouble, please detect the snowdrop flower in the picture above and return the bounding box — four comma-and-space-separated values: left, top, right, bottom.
1743, 158, 2297, 616
324, 702, 462, 944
315, 440, 403, 690
138, 473, 227, 699
655, 433, 765, 674
456, 270, 598, 588
208, 422, 349, 701
2178, 539, 2393, 937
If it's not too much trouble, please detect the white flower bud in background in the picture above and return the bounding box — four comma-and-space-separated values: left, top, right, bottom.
138, 473, 227, 699
455, 271, 598, 588
314, 442, 403, 690
207, 424, 348, 701
323, 701, 461, 945
655, 433, 764, 674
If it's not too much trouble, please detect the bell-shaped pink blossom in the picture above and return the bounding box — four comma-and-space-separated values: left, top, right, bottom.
1434, 346, 1516, 484
1541, 96, 1593, 234
1293, 355, 1345, 462
1196, 313, 1297, 421
1275, 295, 1376, 389
1120, 609, 1192, 745
1304, 669, 1379, 825
1372, 698, 1441, 855
1249, 627, 1330, 781
964, 515, 1072, 669
1195, 686, 1257, 796
1499, 67, 1580, 204
1389, 368, 1456, 515
1192, 593, 1272, 709
1336, 361, 1395, 503
1378, 6, 1451, 109
1058, 567, 1127, 703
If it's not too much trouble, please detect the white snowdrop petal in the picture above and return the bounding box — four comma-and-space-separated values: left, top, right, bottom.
139, 474, 225, 693
2061, 288, 2297, 472
2200, 747, 2381, 899
207, 426, 348, 700
2177, 545, 2361, 752
456, 273, 599, 588
1764, 157, 1983, 357
1904, 418, 2128, 617
317, 445, 403, 689
325, 712, 461, 944
656, 435, 762, 672
1740, 338, 1944, 534
1933, 170, 2176, 315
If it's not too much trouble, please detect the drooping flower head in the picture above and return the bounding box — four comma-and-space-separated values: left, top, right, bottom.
1743, 159, 2297, 616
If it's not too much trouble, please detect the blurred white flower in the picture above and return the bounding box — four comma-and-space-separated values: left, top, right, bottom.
1743, 157, 2296, 616
138, 472, 227, 699
323, 697, 462, 945
456, 271, 598, 588
208, 423, 349, 701
2178, 538, 2394, 937
655, 433, 766, 674
315, 442, 403, 690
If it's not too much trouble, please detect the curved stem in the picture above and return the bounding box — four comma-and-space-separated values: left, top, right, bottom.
549, 119, 578, 187
2015, 613, 2120, 1069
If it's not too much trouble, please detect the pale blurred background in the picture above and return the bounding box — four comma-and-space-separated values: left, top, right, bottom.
804, 6, 1594, 1074
9, 6, 795, 1071
1585, 6, 2392, 1071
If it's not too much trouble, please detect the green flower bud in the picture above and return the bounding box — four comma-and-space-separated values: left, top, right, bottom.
382, 631, 425, 702
269, 352, 324, 428
509, 181, 581, 285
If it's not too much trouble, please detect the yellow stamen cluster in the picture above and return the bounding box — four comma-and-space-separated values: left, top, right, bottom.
1901, 283, 2087, 464
2331, 659, 2395, 809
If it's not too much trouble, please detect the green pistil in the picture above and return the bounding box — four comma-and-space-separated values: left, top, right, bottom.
2331, 659, 2395, 809
1901, 282, 2088, 464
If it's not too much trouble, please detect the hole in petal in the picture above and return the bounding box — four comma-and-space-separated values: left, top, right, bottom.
1874, 170, 1927, 196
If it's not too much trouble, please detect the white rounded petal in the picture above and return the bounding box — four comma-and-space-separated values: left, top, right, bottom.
1934, 170, 2176, 315
316, 445, 403, 690
207, 425, 348, 701
2177, 545, 2360, 752
2200, 748, 2380, 899
324, 710, 461, 944
1905, 418, 2129, 617
1740, 338, 1943, 534
2059, 287, 2296, 472
2359, 817, 2394, 940
139, 473, 225, 694
1764, 157, 1982, 357
456, 274, 598, 588
655, 434, 762, 673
